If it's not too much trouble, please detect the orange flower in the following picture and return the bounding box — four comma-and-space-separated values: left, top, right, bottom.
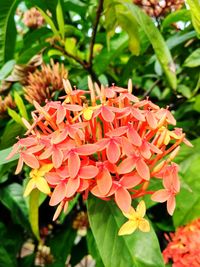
163, 219, 200, 266
9, 79, 190, 231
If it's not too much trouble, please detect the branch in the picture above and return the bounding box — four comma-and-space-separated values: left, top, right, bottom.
141, 79, 160, 99
88, 0, 104, 67
53, 44, 100, 84
53, 44, 86, 67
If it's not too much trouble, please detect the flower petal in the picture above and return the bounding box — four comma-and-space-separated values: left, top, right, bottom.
151, 189, 169, 203
106, 141, 121, 163
65, 177, 80, 198
45, 172, 61, 185
68, 152, 80, 178
15, 156, 24, 175
49, 182, 67, 206
115, 187, 131, 213
138, 219, 150, 232
146, 111, 157, 129
127, 128, 142, 147
118, 220, 138, 236
79, 165, 99, 179
76, 144, 99, 155
136, 200, 146, 218
117, 157, 136, 174
24, 179, 36, 197
101, 106, 115, 122
167, 195, 176, 216
52, 148, 63, 169
36, 177, 51, 195
96, 167, 112, 195
136, 158, 150, 180
56, 105, 66, 124
22, 153, 40, 169
120, 173, 142, 189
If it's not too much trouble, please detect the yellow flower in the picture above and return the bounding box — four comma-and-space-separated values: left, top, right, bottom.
24, 164, 53, 197
118, 200, 150, 236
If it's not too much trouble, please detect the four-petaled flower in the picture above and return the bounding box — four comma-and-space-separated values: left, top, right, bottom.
118, 200, 150, 235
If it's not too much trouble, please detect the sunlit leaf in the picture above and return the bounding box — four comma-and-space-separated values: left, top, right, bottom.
87, 196, 164, 267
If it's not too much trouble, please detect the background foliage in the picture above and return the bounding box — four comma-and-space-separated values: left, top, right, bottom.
0, 0, 200, 266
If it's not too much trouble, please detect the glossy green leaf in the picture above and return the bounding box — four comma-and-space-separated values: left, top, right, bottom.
183, 48, 200, 67
0, 246, 16, 267
117, 13, 140, 55
173, 138, 200, 226
56, 0, 65, 39
187, 0, 200, 36
0, 146, 19, 165
0, 121, 24, 150
29, 189, 40, 240
0, 183, 29, 229
87, 230, 104, 267
118, 0, 177, 89
0, 0, 19, 66
7, 108, 25, 128
37, 7, 59, 37
0, 59, 15, 80
166, 31, 196, 50
87, 196, 164, 267
14, 92, 29, 120
17, 43, 49, 64
194, 94, 200, 112
162, 9, 191, 29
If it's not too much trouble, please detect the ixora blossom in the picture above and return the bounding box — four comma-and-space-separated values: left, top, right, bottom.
163, 218, 200, 266
7, 78, 192, 235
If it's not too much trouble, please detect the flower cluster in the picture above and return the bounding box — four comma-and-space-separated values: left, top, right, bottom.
133, 0, 184, 18
23, 7, 45, 29
8, 78, 191, 234
24, 60, 68, 104
163, 218, 200, 266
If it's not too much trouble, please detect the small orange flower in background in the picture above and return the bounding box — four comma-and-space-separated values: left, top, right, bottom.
7, 77, 192, 234
24, 60, 68, 104
163, 218, 200, 266
23, 7, 45, 29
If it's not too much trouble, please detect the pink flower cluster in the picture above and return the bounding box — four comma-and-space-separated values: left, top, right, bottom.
8, 79, 191, 220
163, 218, 200, 266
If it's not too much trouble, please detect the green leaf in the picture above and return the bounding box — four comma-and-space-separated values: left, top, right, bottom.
29, 189, 40, 241
87, 196, 164, 267
0, 147, 19, 165
162, 9, 191, 29
0, 121, 24, 149
0, 59, 15, 80
56, 0, 65, 39
7, 108, 25, 128
194, 94, 200, 112
166, 31, 196, 50
0, 0, 19, 66
118, 0, 177, 89
17, 43, 49, 64
0, 183, 29, 229
117, 12, 140, 55
87, 230, 104, 267
14, 92, 29, 120
0, 246, 16, 267
173, 138, 200, 226
37, 7, 59, 37
183, 48, 200, 67
187, 0, 200, 36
